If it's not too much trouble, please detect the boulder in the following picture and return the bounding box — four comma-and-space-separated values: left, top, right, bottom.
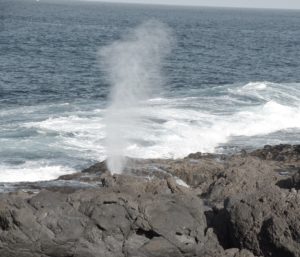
0, 174, 209, 257
225, 185, 300, 257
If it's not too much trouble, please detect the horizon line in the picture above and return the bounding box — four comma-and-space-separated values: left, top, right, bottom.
82, 0, 300, 11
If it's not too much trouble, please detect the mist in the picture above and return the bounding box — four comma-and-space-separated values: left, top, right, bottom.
99, 20, 172, 174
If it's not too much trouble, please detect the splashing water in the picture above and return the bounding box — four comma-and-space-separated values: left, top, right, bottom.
99, 20, 173, 174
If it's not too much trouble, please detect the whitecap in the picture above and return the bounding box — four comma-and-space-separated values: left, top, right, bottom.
0, 161, 76, 183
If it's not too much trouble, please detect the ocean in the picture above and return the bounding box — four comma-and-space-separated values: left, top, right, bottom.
1, 0, 300, 181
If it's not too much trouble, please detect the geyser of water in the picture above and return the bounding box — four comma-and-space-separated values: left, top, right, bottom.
99, 20, 172, 174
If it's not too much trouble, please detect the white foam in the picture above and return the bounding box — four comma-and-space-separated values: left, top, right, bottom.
23, 115, 106, 160
229, 81, 300, 104
241, 81, 268, 90
0, 161, 75, 183
25, 115, 105, 133
175, 178, 190, 188
3, 82, 300, 182
120, 98, 300, 159
24, 92, 299, 161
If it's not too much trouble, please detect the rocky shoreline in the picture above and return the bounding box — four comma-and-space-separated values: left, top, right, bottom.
0, 144, 299, 257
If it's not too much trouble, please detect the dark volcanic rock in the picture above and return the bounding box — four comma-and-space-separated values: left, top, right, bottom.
225, 185, 300, 257
251, 144, 300, 163
292, 169, 300, 189
0, 144, 299, 257
0, 175, 215, 257
81, 161, 108, 174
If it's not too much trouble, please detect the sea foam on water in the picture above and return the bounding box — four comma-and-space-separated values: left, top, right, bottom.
99, 20, 173, 174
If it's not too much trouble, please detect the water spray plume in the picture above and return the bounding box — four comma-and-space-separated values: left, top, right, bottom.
99, 20, 173, 174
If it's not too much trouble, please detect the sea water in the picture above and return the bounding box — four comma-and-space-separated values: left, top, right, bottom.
1, 0, 300, 181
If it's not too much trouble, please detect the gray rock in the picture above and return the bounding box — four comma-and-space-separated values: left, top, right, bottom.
0, 175, 208, 257
1, 144, 299, 257
225, 185, 300, 257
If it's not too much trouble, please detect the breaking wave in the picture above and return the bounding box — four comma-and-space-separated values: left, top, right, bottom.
1, 81, 300, 181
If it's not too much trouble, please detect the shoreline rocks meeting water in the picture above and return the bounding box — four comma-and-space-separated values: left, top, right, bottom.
0, 144, 299, 257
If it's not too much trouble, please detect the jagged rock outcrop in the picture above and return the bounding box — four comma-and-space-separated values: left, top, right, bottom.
0, 175, 216, 257
0, 144, 299, 257
225, 185, 300, 257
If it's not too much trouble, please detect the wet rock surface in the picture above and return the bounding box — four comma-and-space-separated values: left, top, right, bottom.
0, 144, 299, 257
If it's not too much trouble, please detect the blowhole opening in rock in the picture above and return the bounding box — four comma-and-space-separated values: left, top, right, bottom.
136, 228, 160, 239
103, 201, 118, 205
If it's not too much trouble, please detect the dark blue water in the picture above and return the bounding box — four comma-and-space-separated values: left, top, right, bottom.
1, 0, 300, 181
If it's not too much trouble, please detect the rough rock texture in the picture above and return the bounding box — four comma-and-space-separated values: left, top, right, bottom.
292, 170, 300, 189
0, 176, 222, 257
225, 185, 300, 257
250, 144, 300, 163
0, 144, 299, 257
